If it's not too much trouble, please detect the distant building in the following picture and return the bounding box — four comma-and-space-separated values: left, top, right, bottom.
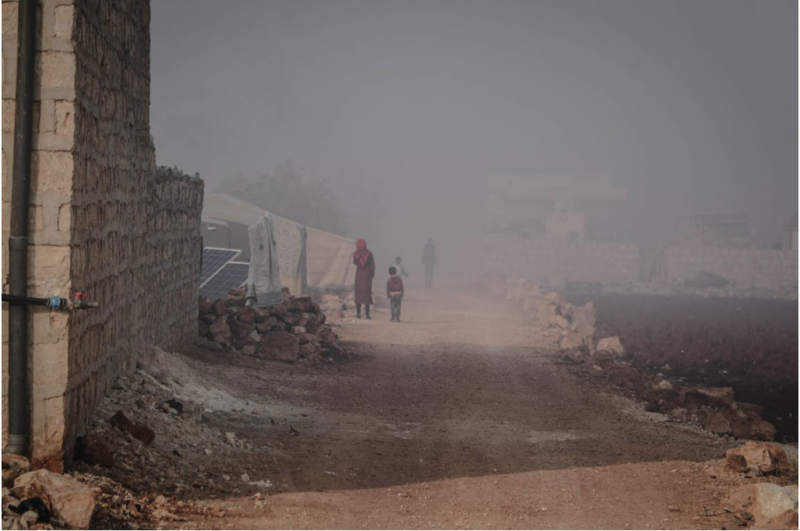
487, 175, 627, 241
693, 214, 751, 246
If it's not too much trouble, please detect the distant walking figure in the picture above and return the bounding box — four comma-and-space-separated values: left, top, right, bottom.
422, 238, 436, 288
353, 239, 375, 319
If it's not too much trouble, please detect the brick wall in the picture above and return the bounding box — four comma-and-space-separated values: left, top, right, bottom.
2, 0, 204, 464
481, 234, 640, 284
654, 246, 798, 291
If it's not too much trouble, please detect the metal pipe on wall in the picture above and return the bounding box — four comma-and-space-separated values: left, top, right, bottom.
7, 0, 37, 456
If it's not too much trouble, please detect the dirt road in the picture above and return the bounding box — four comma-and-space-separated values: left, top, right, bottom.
173, 287, 745, 529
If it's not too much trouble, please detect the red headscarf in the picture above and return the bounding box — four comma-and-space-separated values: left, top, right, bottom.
354, 239, 372, 268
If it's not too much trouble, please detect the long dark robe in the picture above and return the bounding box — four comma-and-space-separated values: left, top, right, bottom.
354, 252, 375, 305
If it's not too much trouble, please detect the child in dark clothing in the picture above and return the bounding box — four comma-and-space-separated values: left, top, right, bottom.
386, 266, 404, 322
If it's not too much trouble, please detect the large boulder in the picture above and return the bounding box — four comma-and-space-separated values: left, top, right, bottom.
12, 470, 95, 529
257, 331, 300, 362
255, 316, 280, 333
236, 306, 258, 325
726, 442, 788, 475
213, 299, 228, 315
570, 302, 596, 339
596, 336, 624, 357
680, 386, 735, 410
703, 411, 732, 435
208, 316, 232, 345
303, 313, 319, 333
727, 483, 798, 529
228, 318, 255, 340
282, 312, 302, 326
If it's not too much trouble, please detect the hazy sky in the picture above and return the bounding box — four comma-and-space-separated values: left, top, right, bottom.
151, 0, 797, 259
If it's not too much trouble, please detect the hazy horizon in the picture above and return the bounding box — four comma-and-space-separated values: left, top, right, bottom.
151, 0, 797, 266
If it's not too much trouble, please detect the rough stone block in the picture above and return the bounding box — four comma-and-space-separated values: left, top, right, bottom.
2, 2, 18, 40
32, 150, 73, 192
38, 51, 75, 92
52, 4, 73, 40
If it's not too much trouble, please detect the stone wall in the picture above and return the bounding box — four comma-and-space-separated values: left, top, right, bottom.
2, 0, 204, 465
481, 234, 640, 284
653, 246, 798, 291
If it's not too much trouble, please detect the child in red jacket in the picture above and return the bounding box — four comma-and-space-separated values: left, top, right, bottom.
386, 266, 404, 322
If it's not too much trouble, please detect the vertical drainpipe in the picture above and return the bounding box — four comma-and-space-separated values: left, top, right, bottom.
7, 0, 37, 456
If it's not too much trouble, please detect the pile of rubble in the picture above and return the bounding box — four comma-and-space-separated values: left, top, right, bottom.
490, 276, 780, 441
497, 278, 597, 351
197, 289, 345, 363
70, 345, 286, 514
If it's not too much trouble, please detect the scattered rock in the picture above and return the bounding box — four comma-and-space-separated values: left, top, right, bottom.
257, 331, 300, 362
703, 411, 732, 435
74, 435, 114, 468
2, 455, 30, 485
726, 442, 788, 475
748, 420, 779, 442
558, 333, 585, 351
655, 379, 673, 391
237, 306, 258, 325
596, 336, 624, 357
12, 470, 95, 529
109, 411, 155, 445
681, 386, 735, 410
727, 483, 798, 529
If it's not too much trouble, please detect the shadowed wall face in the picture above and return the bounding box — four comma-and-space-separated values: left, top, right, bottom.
2, 0, 204, 465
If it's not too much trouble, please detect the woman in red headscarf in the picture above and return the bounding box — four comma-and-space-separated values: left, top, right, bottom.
353, 239, 375, 319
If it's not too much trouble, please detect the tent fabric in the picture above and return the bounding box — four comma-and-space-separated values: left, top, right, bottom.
269, 212, 308, 296
204, 193, 268, 227
306, 227, 356, 288
203, 193, 355, 290
246, 217, 283, 308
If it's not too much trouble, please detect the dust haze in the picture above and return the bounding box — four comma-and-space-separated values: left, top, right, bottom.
150, 0, 797, 276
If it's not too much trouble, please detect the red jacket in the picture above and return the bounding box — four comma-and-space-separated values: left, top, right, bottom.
386, 276, 404, 297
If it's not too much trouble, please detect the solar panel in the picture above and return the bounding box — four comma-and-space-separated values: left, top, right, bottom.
200, 247, 241, 286
200, 261, 250, 301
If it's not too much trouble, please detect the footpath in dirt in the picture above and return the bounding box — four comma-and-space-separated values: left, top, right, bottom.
136, 285, 756, 530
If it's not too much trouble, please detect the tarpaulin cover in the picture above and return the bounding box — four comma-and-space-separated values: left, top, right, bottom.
246, 216, 283, 308
269, 211, 308, 296
306, 227, 356, 288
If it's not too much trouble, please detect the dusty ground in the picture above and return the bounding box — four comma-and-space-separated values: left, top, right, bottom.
89, 286, 760, 529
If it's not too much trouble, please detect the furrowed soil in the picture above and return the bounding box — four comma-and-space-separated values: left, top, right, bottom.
566, 292, 798, 442
142, 286, 755, 529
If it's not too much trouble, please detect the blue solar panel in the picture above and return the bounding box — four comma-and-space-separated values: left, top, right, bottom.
200, 262, 250, 301
200, 248, 241, 286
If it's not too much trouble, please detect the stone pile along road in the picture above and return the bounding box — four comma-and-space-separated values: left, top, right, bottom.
157, 285, 768, 529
